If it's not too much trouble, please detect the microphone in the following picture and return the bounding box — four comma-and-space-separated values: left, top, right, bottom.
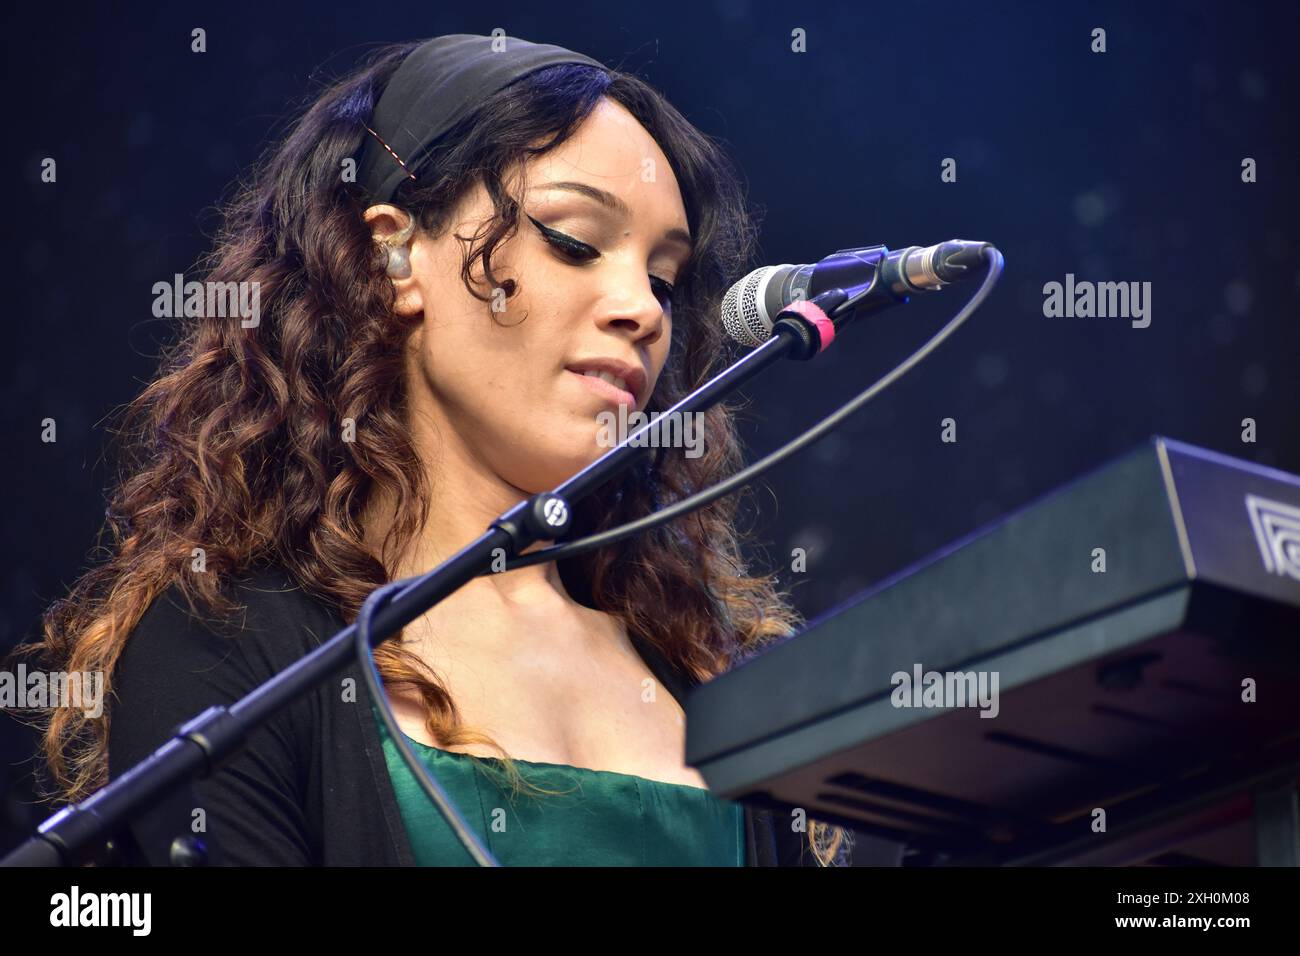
721, 240, 993, 346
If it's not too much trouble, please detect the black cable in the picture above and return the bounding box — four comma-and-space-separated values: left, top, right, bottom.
354, 576, 500, 866
491, 246, 1005, 572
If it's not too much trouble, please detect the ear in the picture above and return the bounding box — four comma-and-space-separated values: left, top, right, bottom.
363, 204, 424, 318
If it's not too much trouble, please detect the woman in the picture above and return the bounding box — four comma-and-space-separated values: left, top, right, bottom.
20, 34, 851, 866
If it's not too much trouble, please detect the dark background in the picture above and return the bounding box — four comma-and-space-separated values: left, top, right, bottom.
3, 0, 1297, 857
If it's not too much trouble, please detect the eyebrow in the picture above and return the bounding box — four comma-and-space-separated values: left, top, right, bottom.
534, 180, 693, 251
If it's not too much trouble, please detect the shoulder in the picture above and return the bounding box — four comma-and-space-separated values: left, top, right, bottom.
107, 563, 356, 863
110, 563, 346, 766
123, 563, 343, 672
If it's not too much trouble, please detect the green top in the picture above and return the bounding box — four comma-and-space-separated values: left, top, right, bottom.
373, 705, 746, 866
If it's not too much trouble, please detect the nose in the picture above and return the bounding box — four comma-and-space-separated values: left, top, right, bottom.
596, 273, 668, 348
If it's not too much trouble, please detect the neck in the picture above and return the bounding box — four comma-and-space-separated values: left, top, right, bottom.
361, 412, 575, 614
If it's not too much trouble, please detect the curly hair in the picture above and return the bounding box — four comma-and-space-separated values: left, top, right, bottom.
11, 40, 851, 866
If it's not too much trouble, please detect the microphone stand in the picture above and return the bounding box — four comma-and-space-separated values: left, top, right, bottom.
3, 302, 841, 867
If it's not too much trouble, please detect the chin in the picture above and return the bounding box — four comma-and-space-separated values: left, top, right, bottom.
506, 447, 604, 495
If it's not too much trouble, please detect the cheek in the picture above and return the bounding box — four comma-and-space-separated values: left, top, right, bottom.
417, 311, 547, 414
406, 246, 658, 483
413, 250, 547, 402
412, 282, 575, 442
646, 322, 675, 399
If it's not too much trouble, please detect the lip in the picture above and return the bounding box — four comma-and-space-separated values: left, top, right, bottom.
564, 357, 647, 406
567, 369, 636, 407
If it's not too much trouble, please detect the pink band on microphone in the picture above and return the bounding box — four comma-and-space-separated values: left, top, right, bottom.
778, 299, 836, 352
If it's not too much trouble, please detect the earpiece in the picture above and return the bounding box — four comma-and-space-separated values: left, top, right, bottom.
386, 244, 411, 279
383, 213, 418, 279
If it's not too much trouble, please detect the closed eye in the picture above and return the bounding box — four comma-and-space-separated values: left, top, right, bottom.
526, 214, 675, 307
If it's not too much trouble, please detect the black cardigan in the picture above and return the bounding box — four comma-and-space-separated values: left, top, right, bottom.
106, 565, 815, 866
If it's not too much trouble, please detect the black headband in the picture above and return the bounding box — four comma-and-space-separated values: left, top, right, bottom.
355, 34, 609, 204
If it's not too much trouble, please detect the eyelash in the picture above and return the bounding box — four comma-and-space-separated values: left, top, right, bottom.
526, 214, 676, 306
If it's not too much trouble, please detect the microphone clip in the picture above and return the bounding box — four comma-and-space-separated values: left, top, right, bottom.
773, 288, 849, 360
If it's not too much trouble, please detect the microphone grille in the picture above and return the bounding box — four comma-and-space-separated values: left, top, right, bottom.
721, 266, 781, 346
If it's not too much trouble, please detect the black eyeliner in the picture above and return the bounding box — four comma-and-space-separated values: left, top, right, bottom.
526, 214, 591, 254
526, 213, 674, 301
